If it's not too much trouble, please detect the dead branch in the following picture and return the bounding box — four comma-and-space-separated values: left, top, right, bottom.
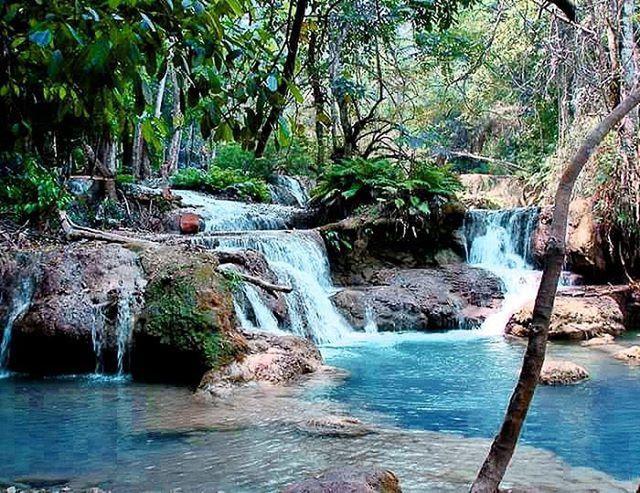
59, 211, 158, 247
216, 264, 293, 293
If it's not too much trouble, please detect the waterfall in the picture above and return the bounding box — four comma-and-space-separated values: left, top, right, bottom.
235, 284, 282, 334
174, 190, 302, 231
268, 175, 309, 207
91, 304, 107, 374
363, 303, 378, 334
115, 291, 134, 376
463, 208, 541, 335
0, 273, 37, 377
212, 232, 351, 344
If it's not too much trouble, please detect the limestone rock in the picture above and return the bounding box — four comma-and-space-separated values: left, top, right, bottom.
539, 360, 589, 385
332, 265, 503, 331
506, 294, 625, 340
282, 467, 401, 493
198, 331, 323, 397
459, 173, 526, 209
580, 334, 616, 347
613, 346, 640, 364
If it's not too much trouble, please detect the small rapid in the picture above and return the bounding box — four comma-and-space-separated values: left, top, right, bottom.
463, 207, 541, 336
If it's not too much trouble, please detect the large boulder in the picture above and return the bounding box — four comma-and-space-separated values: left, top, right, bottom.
198, 331, 323, 397
505, 294, 625, 340
532, 199, 607, 276
3, 243, 243, 383
539, 360, 589, 385
613, 346, 640, 364
332, 265, 503, 331
7, 244, 145, 374
282, 467, 401, 493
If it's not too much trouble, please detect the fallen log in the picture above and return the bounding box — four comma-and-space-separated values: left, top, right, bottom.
59, 211, 158, 247
217, 263, 293, 293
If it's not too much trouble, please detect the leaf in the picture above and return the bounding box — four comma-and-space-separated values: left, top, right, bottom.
287, 81, 304, 103
140, 12, 156, 32
224, 0, 244, 16
29, 30, 52, 47
265, 73, 278, 92
277, 116, 291, 146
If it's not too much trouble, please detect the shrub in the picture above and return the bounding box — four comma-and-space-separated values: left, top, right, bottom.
171, 165, 270, 202
0, 155, 71, 221
312, 157, 461, 221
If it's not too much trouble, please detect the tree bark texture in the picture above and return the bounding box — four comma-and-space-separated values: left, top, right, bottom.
470, 83, 640, 493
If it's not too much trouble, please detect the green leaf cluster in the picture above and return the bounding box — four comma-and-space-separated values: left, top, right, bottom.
0, 154, 71, 221
171, 165, 270, 202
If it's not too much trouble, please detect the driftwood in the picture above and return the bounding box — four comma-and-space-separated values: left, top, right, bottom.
59, 211, 158, 247
562, 285, 632, 298
217, 264, 293, 293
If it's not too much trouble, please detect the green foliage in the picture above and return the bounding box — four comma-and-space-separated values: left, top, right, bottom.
312, 157, 461, 220
171, 165, 270, 202
0, 155, 71, 220
115, 173, 134, 185
212, 143, 272, 179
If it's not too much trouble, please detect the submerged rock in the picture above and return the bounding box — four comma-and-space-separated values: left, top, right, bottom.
299, 416, 375, 438
331, 265, 503, 331
613, 345, 640, 364
580, 334, 616, 347
282, 467, 402, 493
198, 331, 324, 397
505, 294, 625, 340
539, 360, 589, 385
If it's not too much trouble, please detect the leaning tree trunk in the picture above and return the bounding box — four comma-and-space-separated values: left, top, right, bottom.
470, 83, 640, 493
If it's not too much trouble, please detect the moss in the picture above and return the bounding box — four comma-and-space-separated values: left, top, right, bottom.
134, 247, 242, 384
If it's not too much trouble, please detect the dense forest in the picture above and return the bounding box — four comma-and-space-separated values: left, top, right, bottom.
1, 0, 640, 492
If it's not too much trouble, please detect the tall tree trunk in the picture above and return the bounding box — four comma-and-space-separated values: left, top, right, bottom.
254, 0, 308, 157
132, 123, 144, 181
470, 83, 640, 493
162, 65, 182, 179
307, 24, 326, 169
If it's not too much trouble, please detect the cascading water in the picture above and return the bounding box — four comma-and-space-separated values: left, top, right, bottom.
174, 190, 302, 231
91, 304, 107, 374
208, 231, 351, 344
235, 284, 282, 334
115, 290, 134, 376
0, 273, 37, 377
268, 175, 309, 207
463, 207, 541, 335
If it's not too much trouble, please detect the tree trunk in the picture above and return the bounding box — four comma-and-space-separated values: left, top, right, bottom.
470, 83, 640, 493
162, 64, 182, 179
254, 0, 309, 157
307, 25, 326, 169
132, 123, 144, 181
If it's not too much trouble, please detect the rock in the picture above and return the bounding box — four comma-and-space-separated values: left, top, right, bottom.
613, 346, 640, 364
332, 265, 503, 331
178, 212, 203, 234
299, 416, 374, 438
505, 294, 625, 340
459, 173, 526, 209
198, 331, 323, 397
539, 360, 589, 385
533, 200, 607, 276
581, 334, 616, 347
282, 467, 401, 493
7, 244, 146, 375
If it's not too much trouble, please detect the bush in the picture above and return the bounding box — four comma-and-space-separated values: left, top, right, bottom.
171, 165, 270, 202
0, 155, 71, 221
312, 157, 461, 220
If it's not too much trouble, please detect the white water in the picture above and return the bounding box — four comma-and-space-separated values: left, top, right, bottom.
116, 291, 134, 376
235, 284, 283, 334
174, 190, 302, 231
363, 302, 378, 334
91, 304, 107, 374
464, 208, 541, 336
212, 232, 351, 344
0, 274, 37, 377
268, 175, 309, 207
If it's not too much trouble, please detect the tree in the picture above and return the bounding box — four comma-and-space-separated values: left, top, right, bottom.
470, 81, 640, 492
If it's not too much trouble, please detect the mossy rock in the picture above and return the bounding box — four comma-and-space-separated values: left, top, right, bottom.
132, 246, 244, 385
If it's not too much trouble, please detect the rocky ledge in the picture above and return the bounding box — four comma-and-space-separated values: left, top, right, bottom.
332, 264, 503, 331
505, 294, 625, 341
198, 331, 325, 398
